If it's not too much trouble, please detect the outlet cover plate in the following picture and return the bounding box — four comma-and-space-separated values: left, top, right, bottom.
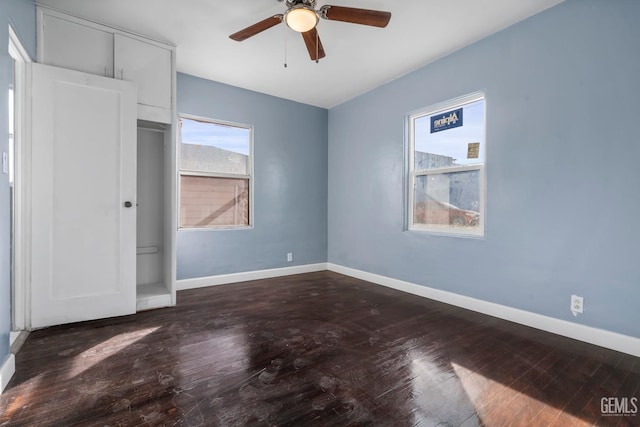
571, 295, 584, 316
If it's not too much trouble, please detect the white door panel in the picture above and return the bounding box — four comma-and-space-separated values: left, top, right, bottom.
30, 63, 137, 328
41, 14, 114, 77
114, 34, 172, 111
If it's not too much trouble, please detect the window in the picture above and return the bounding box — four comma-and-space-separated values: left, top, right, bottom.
179, 116, 253, 229
407, 93, 485, 236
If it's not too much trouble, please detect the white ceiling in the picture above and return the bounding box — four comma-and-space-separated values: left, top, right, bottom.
37, 0, 564, 108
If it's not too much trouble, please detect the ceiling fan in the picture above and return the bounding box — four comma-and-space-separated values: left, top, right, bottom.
229, 0, 392, 61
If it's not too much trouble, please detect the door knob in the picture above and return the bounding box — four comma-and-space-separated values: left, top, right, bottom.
123, 201, 133, 208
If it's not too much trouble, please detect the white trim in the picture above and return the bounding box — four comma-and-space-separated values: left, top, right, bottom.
180, 171, 251, 180
8, 26, 31, 63
165, 118, 178, 307
9, 331, 28, 355
176, 263, 640, 357
9, 331, 20, 347
0, 354, 15, 394
8, 25, 32, 332
327, 263, 640, 358
414, 163, 483, 177
177, 263, 328, 291
408, 92, 486, 120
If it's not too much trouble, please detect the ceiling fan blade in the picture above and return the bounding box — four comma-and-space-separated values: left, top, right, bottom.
301, 27, 326, 61
229, 15, 283, 41
322, 6, 391, 28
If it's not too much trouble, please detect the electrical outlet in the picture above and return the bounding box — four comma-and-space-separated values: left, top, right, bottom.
571, 295, 584, 316
287, 252, 293, 262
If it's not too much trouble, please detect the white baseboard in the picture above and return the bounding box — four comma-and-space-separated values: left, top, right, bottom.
1, 354, 15, 394
177, 263, 329, 291
175, 261, 640, 357
327, 263, 640, 358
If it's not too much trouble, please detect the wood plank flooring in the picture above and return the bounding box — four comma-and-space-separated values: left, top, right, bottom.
1, 271, 638, 426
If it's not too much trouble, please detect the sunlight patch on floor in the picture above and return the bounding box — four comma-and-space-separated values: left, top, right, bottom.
451, 362, 591, 426
409, 355, 477, 426
67, 326, 161, 379
2, 373, 45, 419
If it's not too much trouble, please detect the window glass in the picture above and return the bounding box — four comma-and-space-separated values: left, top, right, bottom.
180, 118, 250, 175
414, 98, 485, 170
179, 176, 249, 228
413, 170, 480, 229
179, 117, 252, 229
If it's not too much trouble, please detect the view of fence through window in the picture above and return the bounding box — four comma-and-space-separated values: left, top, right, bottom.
179, 117, 252, 228
409, 95, 485, 235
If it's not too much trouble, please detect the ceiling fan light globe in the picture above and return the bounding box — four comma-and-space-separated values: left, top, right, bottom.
285, 7, 318, 33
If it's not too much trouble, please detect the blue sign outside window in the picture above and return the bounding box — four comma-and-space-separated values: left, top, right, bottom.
430, 108, 463, 133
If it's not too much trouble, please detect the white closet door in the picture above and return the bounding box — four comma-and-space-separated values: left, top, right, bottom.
41, 14, 114, 77
30, 63, 137, 328
114, 34, 172, 111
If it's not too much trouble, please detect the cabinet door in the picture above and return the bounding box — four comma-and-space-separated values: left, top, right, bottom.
115, 34, 172, 112
30, 63, 137, 329
41, 14, 114, 78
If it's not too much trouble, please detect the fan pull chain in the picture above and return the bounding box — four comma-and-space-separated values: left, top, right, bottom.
283, 23, 288, 68
315, 30, 319, 64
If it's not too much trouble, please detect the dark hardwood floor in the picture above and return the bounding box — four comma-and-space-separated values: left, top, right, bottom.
1, 271, 638, 426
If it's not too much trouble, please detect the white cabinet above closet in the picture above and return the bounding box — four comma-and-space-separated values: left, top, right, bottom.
40, 14, 114, 78
114, 34, 173, 123
38, 8, 175, 124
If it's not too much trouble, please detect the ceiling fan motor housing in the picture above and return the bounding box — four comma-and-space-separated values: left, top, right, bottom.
284, 1, 320, 33
285, 0, 317, 8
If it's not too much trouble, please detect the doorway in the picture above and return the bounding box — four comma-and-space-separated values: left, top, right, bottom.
8, 26, 31, 336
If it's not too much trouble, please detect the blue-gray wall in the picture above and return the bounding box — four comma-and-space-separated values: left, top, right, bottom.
176, 73, 328, 279
0, 0, 36, 369
328, 0, 640, 338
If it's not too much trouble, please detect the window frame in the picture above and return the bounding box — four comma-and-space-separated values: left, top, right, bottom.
178, 113, 254, 230
406, 92, 486, 237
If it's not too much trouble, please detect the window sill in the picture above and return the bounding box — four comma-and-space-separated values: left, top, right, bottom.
178, 225, 254, 232
407, 225, 484, 239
